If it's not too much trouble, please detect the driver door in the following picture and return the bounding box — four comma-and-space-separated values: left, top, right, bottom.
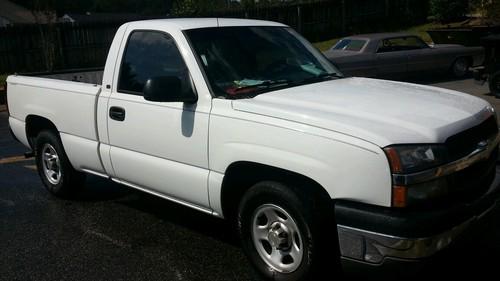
107, 30, 211, 209
375, 38, 409, 78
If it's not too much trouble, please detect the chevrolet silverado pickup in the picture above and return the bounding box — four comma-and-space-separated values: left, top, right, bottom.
6, 19, 500, 280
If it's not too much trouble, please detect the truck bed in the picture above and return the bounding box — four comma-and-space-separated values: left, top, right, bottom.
7, 72, 103, 174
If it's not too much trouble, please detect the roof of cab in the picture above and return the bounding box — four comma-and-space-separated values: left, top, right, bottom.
123, 18, 287, 30
343, 32, 416, 41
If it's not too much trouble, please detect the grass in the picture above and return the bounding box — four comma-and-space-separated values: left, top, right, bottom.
313, 38, 340, 52
312, 21, 464, 51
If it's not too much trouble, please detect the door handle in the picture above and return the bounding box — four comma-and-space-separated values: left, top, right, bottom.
109, 106, 126, 121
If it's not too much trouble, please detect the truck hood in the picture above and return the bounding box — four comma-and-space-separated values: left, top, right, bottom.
232, 77, 492, 147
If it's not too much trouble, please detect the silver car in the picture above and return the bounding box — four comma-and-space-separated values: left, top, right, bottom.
323, 33, 484, 79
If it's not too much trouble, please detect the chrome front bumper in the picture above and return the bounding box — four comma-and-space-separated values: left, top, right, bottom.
337, 202, 497, 264
337, 170, 500, 265
337, 132, 500, 264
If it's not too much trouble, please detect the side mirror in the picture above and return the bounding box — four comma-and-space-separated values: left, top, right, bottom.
143, 76, 197, 103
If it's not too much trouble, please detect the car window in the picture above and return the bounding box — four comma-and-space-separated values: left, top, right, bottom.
118, 30, 191, 96
332, 39, 367, 52
377, 37, 427, 53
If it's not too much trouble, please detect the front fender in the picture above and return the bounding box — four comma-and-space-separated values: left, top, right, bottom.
209, 110, 392, 208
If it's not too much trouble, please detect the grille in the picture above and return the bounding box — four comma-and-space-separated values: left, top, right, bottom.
444, 116, 498, 203
446, 147, 498, 203
445, 115, 498, 161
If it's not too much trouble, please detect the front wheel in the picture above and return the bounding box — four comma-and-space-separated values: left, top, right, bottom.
238, 181, 340, 281
35, 130, 85, 197
489, 71, 500, 97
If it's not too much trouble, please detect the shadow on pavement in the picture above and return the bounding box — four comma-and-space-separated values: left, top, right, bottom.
78, 175, 241, 247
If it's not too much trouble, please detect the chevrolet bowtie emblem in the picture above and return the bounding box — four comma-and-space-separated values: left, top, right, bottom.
477, 140, 489, 148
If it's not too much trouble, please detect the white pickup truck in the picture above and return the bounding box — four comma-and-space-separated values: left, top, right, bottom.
6, 19, 500, 279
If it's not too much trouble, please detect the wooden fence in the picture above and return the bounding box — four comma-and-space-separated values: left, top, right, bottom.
0, 0, 429, 74
212, 0, 429, 41
0, 22, 119, 74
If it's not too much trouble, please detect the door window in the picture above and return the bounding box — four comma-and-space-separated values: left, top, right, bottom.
377, 37, 428, 53
118, 31, 191, 96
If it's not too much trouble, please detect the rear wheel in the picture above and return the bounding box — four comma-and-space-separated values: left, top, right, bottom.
451, 57, 470, 78
35, 130, 85, 197
489, 71, 500, 97
238, 181, 340, 281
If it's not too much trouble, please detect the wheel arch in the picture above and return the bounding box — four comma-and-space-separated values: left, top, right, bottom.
25, 115, 59, 149
220, 161, 332, 222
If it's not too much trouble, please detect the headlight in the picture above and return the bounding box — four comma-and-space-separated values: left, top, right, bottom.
384, 145, 449, 208
384, 145, 448, 174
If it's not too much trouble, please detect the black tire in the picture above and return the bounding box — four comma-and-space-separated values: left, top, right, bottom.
450, 57, 471, 78
489, 72, 500, 97
238, 181, 341, 281
35, 130, 85, 198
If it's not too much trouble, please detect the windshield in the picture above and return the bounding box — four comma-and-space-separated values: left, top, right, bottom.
332, 39, 367, 51
185, 26, 342, 98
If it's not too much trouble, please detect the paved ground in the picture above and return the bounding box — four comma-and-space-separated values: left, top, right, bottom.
431, 78, 500, 112
1, 78, 500, 281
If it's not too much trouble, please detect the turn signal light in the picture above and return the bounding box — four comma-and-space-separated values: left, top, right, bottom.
384, 147, 402, 173
392, 185, 407, 208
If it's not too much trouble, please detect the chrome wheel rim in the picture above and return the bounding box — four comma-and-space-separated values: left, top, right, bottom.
251, 204, 303, 273
42, 144, 61, 185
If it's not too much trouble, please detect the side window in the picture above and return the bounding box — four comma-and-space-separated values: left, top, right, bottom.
377, 37, 427, 53
118, 31, 191, 96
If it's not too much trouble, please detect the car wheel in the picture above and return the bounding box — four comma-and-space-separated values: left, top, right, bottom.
35, 130, 85, 197
451, 57, 470, 78
238, 181, 340, 281
489, 71, 500, 97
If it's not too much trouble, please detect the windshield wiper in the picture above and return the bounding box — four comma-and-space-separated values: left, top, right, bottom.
298, 73, 343, 85
226, 79, 292, 96
225, 73, 342, 99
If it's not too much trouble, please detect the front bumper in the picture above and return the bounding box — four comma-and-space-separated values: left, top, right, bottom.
335, 168, 500, 265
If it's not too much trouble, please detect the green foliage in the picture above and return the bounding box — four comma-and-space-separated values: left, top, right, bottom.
171, 0, 202, 16
484, 0, 500, 22
313, 38, 339, 52
430, 0, 469, 23
170, 0, 234, 16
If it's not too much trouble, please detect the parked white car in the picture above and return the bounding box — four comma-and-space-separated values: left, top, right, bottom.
6, 18, 500, 280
